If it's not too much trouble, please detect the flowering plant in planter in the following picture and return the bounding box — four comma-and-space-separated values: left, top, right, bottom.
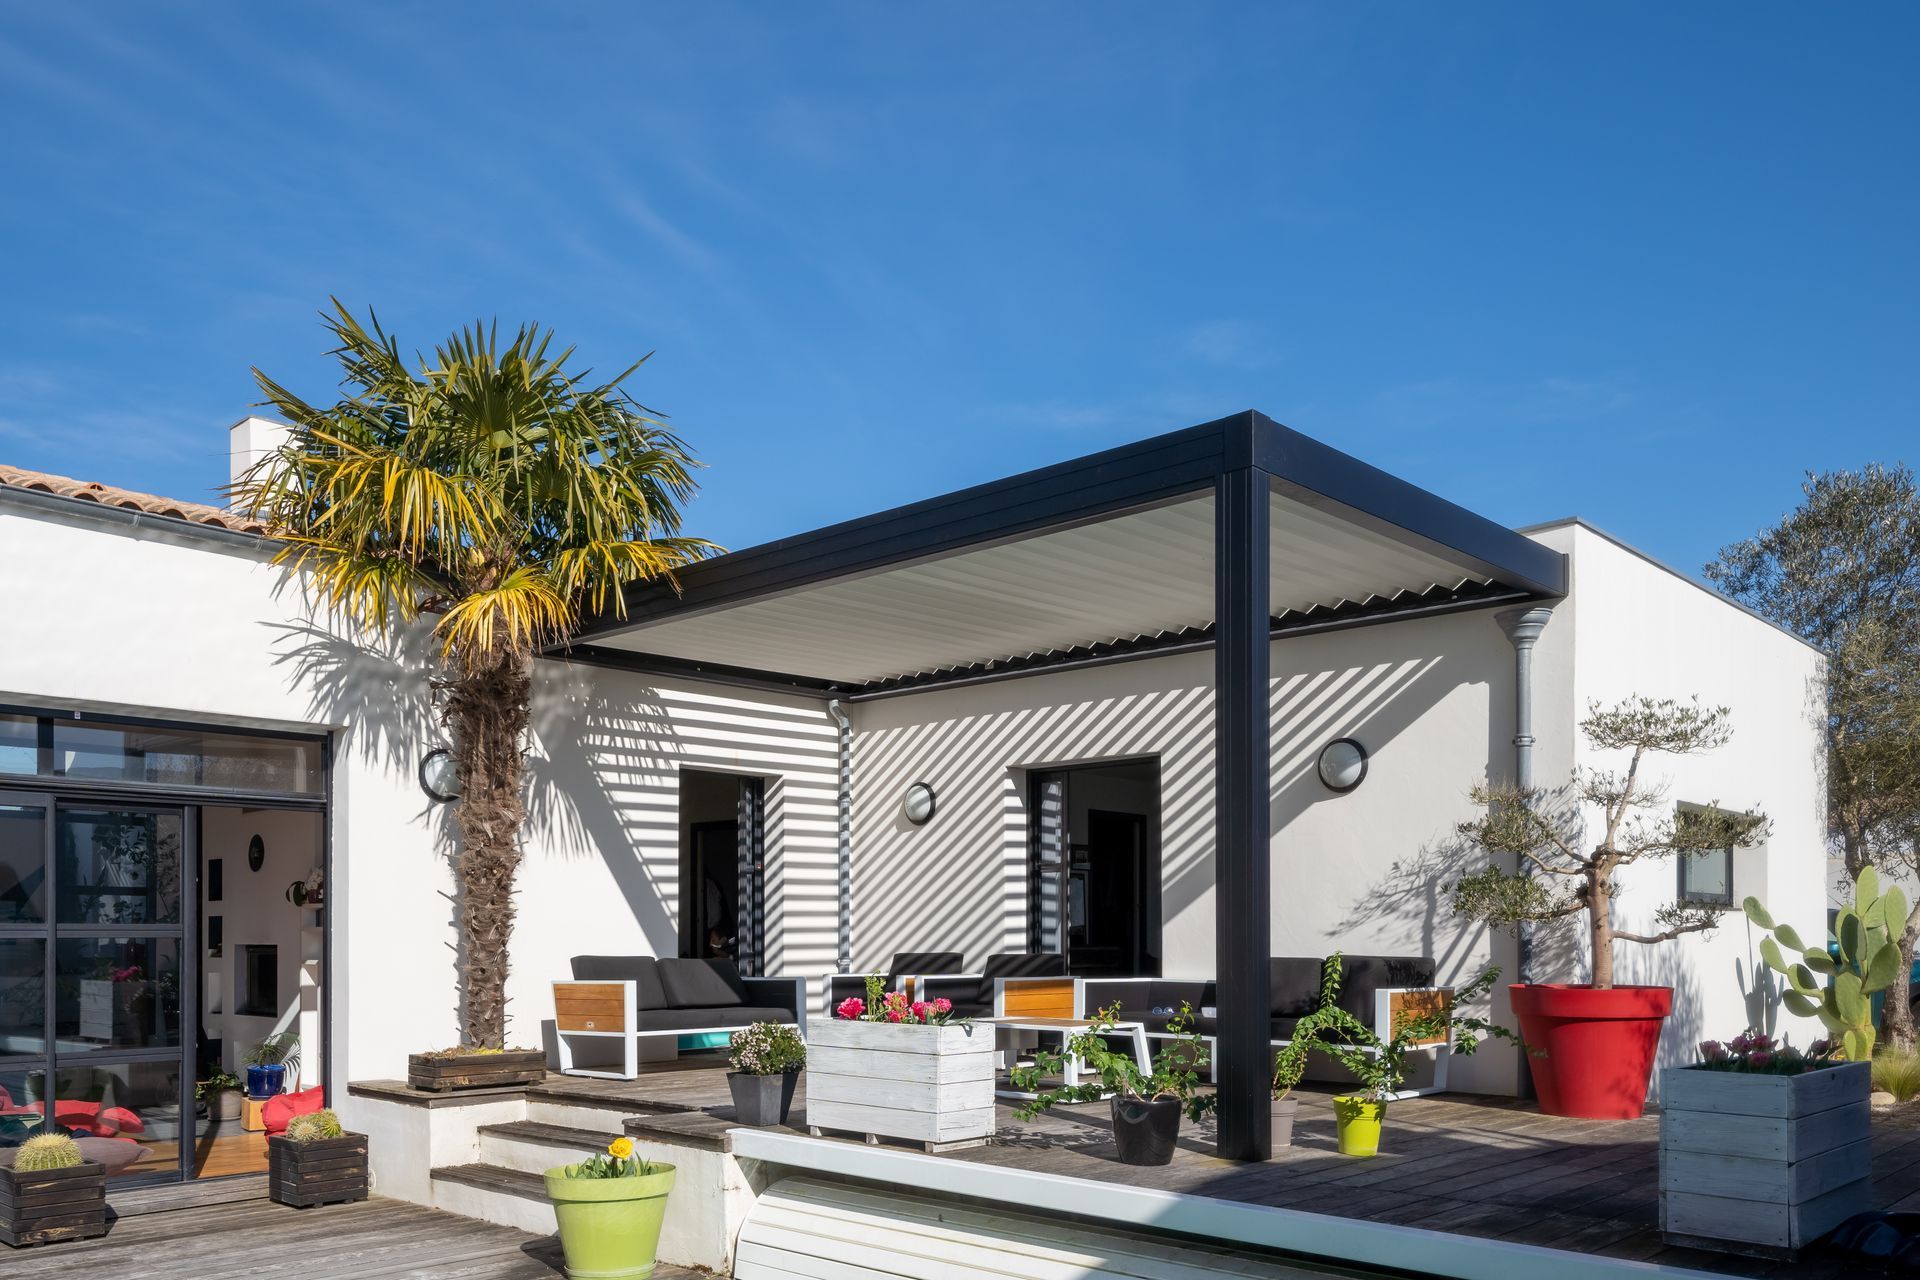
545, 1137, 678, 1279
1695, 1029, 1840, 1075
727, 1021, 805, 1126
834, 974, 962, 1025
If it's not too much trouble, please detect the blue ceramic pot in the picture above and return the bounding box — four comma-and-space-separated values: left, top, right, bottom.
246, 1063, 286, 1099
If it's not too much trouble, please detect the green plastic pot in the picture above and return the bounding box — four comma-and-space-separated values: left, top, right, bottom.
544, 1161, 677, 1280
1333, 1095, 1385, 1157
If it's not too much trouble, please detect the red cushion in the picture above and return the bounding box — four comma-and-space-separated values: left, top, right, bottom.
263, 1087, 324, 1134
97, 1106, 144, 1136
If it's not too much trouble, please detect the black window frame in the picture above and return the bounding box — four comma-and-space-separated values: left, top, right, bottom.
1675, 803, 1739, 907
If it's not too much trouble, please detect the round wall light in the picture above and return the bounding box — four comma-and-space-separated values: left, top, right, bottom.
1317, 738, 1369, 793
419, 748, 461, 804
903, 781, 937, 825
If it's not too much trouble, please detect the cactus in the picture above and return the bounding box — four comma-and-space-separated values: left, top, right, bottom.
14, 1132, 83, 1171
283, 1110, 345, 1142
1746, 866, 1907, 1062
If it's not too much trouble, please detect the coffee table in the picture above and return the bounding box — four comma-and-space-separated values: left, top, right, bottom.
993, 1016, 1153, 1099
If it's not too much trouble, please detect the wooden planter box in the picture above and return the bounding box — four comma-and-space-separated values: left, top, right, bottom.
268, 1132, 370, 1208
1659, 1060, 1871, 1256
805, 1019, 996, 1152
0, 1160, 106, 1248
406, 1049, 546, 1093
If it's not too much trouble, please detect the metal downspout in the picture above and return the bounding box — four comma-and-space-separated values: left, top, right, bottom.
827, 698, 853, 972
1500, 606, 1553, 1096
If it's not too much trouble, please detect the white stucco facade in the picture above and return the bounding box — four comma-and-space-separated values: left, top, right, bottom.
0, 483, 1826, 1101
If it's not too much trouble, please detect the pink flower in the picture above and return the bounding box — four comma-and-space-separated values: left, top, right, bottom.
884, 1008, 906, 1023
932, 997, 952, 1015
910, 1001, 931, 1022
1748, 1050, 1774, 1068
1698, 1040, 1728, 1062
834, 997, 866, 1021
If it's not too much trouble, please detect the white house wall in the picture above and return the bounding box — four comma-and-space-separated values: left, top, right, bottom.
0, 503, 839, 1082
847, 607, 1526, 1094
1526, 522, 1828, 1077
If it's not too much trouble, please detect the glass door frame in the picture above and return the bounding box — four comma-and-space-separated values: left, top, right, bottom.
0, 795, 200, 1187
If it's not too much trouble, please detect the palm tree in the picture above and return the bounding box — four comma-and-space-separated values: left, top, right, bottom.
237, 300, 713, 1048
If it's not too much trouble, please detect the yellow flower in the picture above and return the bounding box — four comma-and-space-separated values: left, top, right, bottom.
608, 1137, 635, 1161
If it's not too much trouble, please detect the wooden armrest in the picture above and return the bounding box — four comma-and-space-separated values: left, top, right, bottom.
1376, 986, 1454, 1046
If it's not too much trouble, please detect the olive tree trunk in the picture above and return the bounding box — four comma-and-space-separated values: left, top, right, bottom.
1888, 901, 1920, 1054
443, 650, 533, 1049
1589, 863, 1615, 989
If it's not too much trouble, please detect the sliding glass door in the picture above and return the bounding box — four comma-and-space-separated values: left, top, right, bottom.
0, 796, 195, 1184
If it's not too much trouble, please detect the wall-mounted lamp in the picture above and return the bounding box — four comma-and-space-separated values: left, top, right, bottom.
419, 748, 460, 804
1316, 738, 1369, 793
903, 781, 937, 825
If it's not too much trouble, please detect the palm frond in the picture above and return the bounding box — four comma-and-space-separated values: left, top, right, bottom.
433, 568, 575, 667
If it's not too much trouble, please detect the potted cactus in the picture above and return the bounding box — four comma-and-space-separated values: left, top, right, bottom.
267, 1109, 369, 1208
1, 1133, 106, 1248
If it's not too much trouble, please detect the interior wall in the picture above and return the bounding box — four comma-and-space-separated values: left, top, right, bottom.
198, 806, 321, 1083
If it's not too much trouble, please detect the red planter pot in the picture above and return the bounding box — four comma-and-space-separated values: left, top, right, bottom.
1509, 983, 1672, 1119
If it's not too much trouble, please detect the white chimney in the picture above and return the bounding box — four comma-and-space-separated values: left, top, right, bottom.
228, 415, 293, 507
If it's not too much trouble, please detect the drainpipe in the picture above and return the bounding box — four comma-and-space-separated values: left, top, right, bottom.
1500, 606, 1553, 1096
1499, 607, 1554, 979
827, 699, 853, 972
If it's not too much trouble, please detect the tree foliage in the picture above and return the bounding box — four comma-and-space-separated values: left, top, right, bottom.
1706, 464, 1920, 1046
1452, 696, 1768, 988
238, 301, 713, 1047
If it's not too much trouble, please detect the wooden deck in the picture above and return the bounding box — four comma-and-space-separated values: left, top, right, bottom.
539, 1060, 1920, 1278
5, 1191, 706, 1278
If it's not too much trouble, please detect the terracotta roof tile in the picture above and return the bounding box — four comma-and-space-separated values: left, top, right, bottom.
0, 464, 269, 535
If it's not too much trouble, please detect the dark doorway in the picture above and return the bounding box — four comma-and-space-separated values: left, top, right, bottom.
1027, 760, 1161, 977
677, 771, 768, 974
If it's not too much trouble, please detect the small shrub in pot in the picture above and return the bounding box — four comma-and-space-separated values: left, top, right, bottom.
727, 1022, 806, 1127
1012, 1004, 1213, 1166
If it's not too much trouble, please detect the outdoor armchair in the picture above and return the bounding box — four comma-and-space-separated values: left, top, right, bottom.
919, 951, 1067, 1019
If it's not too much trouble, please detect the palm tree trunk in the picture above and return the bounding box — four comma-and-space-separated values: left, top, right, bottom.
444, 650, 533, 1049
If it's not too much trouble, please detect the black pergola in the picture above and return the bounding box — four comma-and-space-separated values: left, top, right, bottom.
569, 410, 1567, 1160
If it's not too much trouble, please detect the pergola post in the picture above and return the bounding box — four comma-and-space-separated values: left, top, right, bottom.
1213, 462, 1273, 1161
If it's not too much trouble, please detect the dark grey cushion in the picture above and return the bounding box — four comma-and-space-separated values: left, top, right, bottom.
634, 1005, 795, 1032
1084, 980, 1152, 1016
657, 958, 750, 1009
1269, 957, 1326, 1017
889, 951, 964, 980
1334, 955, 1435, 1023
569, 956, 667, 1010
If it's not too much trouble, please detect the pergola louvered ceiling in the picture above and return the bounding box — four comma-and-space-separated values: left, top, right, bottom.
565, 411, 1567, 698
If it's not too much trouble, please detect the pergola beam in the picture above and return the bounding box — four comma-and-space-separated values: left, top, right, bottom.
1213, 463, 1273, 1162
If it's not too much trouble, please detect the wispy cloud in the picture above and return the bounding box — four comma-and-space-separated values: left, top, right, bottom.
613, 190, 725, 275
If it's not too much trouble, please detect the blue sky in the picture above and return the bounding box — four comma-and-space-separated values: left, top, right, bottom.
2, 4, 1914, 575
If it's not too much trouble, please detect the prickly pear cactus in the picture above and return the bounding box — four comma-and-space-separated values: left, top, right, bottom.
14, 1132, 83, 1171
1747, 866, 1906, 1061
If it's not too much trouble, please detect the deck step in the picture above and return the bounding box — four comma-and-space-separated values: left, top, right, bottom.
478, 1120, 626, 1175
430, 1162, 556, 1236
479, 1120, 623, 1148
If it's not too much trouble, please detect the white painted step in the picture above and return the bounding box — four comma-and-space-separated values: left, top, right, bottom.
479, 1120, 621, 1176
430, 1163, 555, 1237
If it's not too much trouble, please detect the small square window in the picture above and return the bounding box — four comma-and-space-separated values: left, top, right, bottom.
1678, 846, 1733, 905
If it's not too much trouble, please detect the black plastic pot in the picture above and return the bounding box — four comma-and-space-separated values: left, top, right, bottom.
728, 1070, 799, 1127
1111, 1095, 1181, 1166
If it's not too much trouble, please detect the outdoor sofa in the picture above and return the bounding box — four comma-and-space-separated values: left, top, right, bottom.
552, 955, 807, 1080
917, 952, 1068, 1019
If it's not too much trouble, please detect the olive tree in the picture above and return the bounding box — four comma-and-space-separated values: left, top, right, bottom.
1452, 697, 1768, 988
